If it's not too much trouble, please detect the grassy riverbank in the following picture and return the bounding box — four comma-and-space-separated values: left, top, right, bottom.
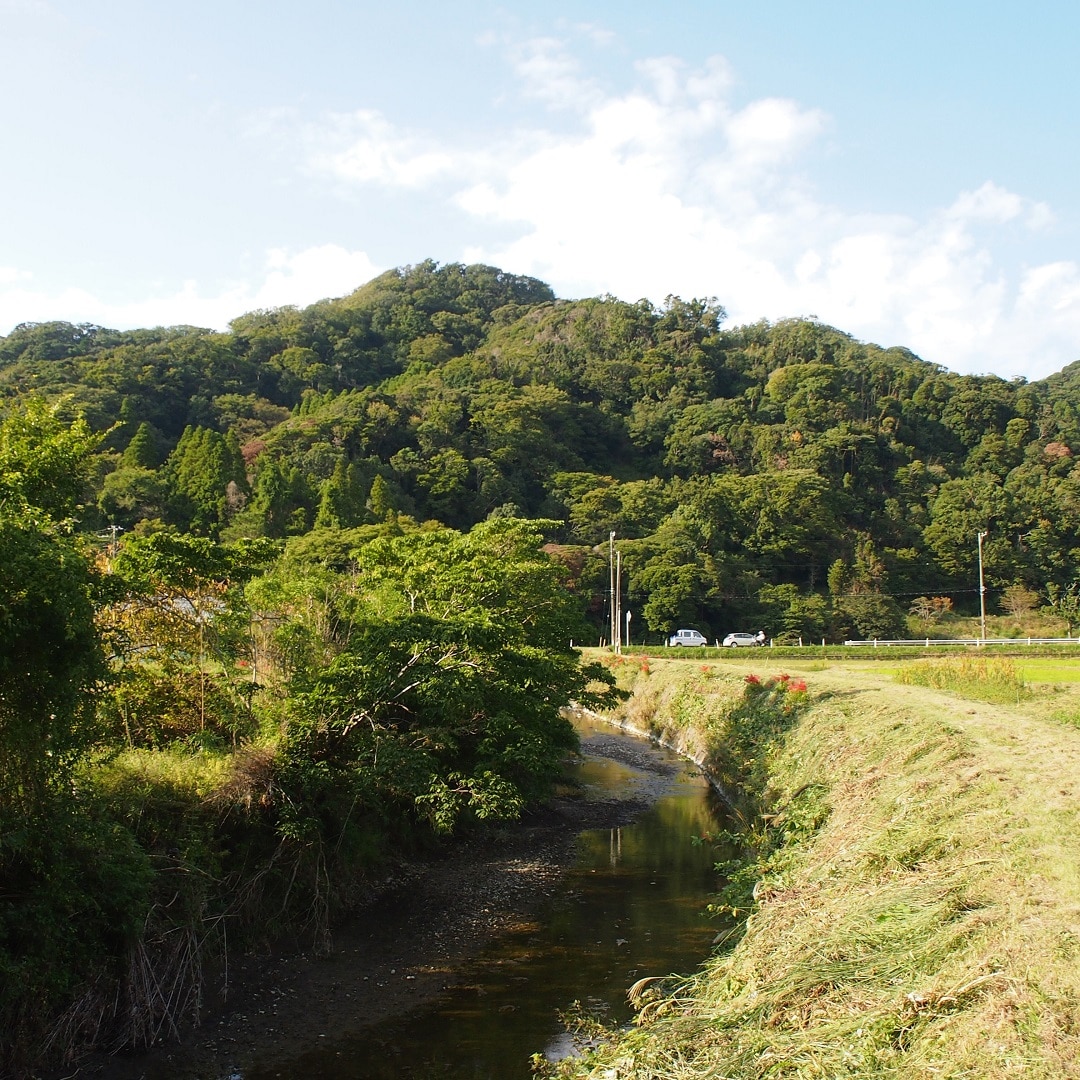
545, 653, 1080, 1078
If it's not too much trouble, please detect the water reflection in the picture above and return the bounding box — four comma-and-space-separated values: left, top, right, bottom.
244, 732, 736, 1080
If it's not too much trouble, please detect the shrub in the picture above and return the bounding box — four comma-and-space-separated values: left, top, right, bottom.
831, 592, 908, 641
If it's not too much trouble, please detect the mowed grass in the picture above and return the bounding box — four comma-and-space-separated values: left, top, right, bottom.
549, 655, 1080, 1079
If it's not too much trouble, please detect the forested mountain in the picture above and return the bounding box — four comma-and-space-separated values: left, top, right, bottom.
3, 258, 1076, 641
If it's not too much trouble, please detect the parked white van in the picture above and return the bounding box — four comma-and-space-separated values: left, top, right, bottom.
668, 628, 708, 647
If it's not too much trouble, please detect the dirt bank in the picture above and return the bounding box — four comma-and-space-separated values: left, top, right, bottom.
49, 728, 683, 1080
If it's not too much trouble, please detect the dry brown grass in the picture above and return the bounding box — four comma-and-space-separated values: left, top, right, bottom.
205, 741, 279, 813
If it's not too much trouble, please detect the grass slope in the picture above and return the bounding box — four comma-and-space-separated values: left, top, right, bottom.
547, 655, 1080, 1078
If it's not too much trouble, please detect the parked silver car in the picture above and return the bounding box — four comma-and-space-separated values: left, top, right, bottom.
668, 628, 708, 647
722, 631, 765, 647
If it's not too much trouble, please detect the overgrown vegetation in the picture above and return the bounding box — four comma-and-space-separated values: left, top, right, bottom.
539, 656, 1080, 1078
895, 655, 1029, 704
6, 260, 1080, 642
0, 400, 622, 1077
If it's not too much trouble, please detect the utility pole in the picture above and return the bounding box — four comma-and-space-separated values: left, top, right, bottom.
977, 530, 987, 643
609, 532, 616, 650
104, 523, 122, 569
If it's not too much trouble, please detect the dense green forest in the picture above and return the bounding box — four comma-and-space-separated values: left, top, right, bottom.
5, 258, 1080, 640
3, 259, 1080, 1073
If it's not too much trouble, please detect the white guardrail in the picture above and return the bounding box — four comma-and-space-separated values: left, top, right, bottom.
841, 637, 1080, 647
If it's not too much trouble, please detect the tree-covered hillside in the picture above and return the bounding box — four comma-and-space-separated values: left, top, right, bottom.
3, 258, 1076, 642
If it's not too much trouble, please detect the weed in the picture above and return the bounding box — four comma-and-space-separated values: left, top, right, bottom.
1050, 708, 1080, 730
895, 655, 1028, 704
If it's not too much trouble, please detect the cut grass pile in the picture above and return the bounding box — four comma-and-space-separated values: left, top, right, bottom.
546, 656, 1080, 1078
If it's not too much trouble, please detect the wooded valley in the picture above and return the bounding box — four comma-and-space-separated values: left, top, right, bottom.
3, 258, 1080, 1074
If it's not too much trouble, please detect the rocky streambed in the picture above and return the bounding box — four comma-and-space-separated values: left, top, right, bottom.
55, 728, 695, 1080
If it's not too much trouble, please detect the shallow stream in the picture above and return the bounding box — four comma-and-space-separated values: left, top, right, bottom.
242, 719, 736, 1079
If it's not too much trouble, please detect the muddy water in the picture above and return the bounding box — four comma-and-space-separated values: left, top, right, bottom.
243, 721, 737, 1080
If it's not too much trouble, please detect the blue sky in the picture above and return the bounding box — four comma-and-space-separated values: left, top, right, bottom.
1, 0, 1078, 380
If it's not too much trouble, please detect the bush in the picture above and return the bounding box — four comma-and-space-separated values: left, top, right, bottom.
0, 808, 152, 1074
831, 592, 908, 641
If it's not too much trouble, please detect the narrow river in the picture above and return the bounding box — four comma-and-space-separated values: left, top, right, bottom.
241, 718, 736, 1080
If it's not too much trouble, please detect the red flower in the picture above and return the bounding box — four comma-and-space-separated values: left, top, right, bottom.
787, 679, 807, 693
744, 673, 761, 685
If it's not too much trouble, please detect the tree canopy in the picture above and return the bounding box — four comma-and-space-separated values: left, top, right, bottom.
3, 260, 1079, 640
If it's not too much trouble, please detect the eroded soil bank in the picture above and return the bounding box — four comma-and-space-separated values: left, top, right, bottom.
46, 729, 685, 1080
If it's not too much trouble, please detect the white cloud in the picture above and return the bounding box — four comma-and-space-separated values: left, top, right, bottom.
255, 245, 381, 309
324, 33, 1071, 380
946, 180, 1053, 231
7, 28, 1075, 382
508, 34, 601, 109
450, 47, 1076, 380
1019, 261, 1080, 313
308, 110, 457, 188
726, 97, 827, 168
0, 245, 382, 334
948, 180, 1026, 224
